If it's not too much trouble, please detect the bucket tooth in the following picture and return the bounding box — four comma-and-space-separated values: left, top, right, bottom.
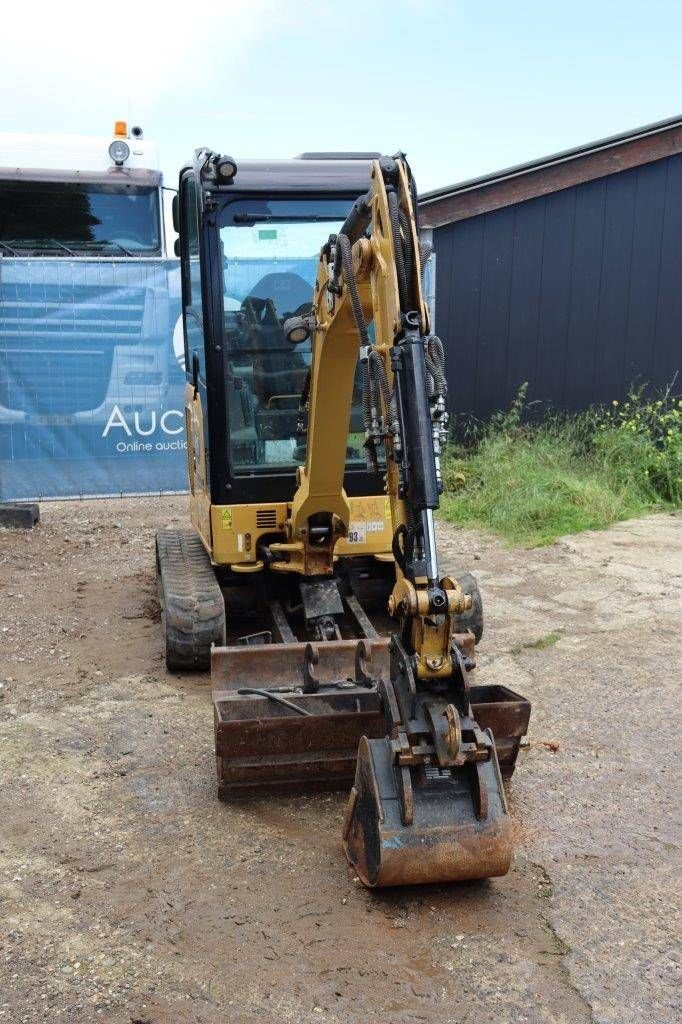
343, 733, 513, 888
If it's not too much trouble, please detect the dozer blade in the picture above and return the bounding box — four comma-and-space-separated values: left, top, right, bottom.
342, 733, 512, 887
212, 638, 390, 798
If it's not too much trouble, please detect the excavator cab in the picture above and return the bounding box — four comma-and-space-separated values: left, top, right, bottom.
177, 160, 375, 523
157, 150, 530, 888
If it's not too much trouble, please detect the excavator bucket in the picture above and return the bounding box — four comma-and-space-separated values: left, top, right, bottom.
343, 733, 512, 887
341, 636, 526, 887
212, 638, 390, 797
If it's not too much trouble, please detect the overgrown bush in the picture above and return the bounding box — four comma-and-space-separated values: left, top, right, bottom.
592, 388, 681, 506
440, 384, 681, 546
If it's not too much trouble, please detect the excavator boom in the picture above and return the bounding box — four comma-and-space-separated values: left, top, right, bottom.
274, 156, 513, 885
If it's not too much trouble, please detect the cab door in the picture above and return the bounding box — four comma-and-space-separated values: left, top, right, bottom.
178, 172, 212, 549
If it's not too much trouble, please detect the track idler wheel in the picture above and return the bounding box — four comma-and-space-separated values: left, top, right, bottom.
342, 734, 513, 887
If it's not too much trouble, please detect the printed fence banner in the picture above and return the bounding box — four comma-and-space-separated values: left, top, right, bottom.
0, 251, 437, 501
0, 257, 187, 500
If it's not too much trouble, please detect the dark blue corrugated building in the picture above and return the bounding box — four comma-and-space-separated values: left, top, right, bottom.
419, 117, 682, 423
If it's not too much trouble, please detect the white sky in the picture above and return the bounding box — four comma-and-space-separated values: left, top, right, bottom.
1, 0, 680, 194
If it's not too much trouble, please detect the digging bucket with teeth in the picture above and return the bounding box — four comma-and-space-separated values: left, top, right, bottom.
341, 637, 530, 887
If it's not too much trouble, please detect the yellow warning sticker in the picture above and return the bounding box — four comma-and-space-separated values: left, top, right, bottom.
221, 508, 232, 530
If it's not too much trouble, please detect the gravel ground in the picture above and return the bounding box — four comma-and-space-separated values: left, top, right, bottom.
0, 498, 680, 1024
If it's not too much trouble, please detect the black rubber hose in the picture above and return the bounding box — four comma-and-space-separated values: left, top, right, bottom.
425, 363, 436, 399
237, 688, 313, 716
387, 191, 408, 310
368, 352, 381, 415
425, 353, 443, 394
338, 233, 370, 348
361, 358, 372, 430
429, 334, 444, 359
369, 349, 393, 415
419, 240, 432, 278
398, 208, 416, 306
391, 523, 410, 575
426, 335, 447, 395
361, 358, 378, 470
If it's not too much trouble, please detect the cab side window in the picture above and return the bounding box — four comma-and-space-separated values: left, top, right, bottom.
181, 176, 205, 380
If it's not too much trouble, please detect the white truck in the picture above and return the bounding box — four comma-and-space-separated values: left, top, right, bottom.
0, 123, 184, 494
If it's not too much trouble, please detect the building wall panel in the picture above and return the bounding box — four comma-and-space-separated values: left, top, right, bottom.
431, 153, 682, 423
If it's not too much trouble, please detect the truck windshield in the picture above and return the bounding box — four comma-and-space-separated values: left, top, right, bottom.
0, 180, 161, 254
220, 197, 367, 474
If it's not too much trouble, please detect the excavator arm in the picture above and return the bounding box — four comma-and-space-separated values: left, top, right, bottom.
277, 156, 514, 887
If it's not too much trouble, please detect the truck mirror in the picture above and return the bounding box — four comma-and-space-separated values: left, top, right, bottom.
174, 237, 181, 257
172, 194, 179, 233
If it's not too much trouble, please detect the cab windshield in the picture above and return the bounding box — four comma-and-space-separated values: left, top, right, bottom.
0, 180, 161, 254
220, 197, 366, 473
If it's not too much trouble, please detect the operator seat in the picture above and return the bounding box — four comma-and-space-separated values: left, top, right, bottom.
247, 271, 314, 322
243, 273, 312, 442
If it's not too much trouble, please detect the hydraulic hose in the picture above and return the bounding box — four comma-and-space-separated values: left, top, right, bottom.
418, 240, 432, 278
369, 349, 392, 414
387, 191, 409, 311
361, 357, 378, 470
398, 208, 416, 307
361, 358, 372, 430
337, 233, 369, 348
425, 339, 446, 399
425, 335, 447, 396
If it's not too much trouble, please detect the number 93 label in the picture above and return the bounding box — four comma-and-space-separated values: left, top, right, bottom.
347, 522, 367, 544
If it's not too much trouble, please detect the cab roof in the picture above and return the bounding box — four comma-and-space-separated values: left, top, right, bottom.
186, 155, 378, 194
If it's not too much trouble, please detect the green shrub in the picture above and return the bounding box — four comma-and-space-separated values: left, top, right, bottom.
592, 388, 681, 505
440, 385, 681, 546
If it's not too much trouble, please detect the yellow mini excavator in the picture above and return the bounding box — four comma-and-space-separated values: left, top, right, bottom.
156, 150, 530, 887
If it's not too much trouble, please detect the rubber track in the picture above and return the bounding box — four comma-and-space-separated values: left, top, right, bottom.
156, 529, 226, 672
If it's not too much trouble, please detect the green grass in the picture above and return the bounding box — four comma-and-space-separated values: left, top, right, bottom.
440, 386, 681, 547
511, 632, 562, 654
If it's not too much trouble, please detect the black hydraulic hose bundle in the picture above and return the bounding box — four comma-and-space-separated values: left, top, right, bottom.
387, 191, 409, 310
398, 208, 415, 296
361, 359, 374, 446
424, 335, 447, 398
369, 349, 392, 415
419, 240, 432, 275
337, 233, 370, 348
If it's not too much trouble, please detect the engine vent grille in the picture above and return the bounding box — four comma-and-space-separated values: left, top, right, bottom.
256, 509, 278, 530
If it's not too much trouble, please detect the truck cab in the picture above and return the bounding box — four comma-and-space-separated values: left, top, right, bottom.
0, 123, 180, 491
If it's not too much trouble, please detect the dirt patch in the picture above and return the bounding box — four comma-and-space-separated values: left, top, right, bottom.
0, 499, 679, 1023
